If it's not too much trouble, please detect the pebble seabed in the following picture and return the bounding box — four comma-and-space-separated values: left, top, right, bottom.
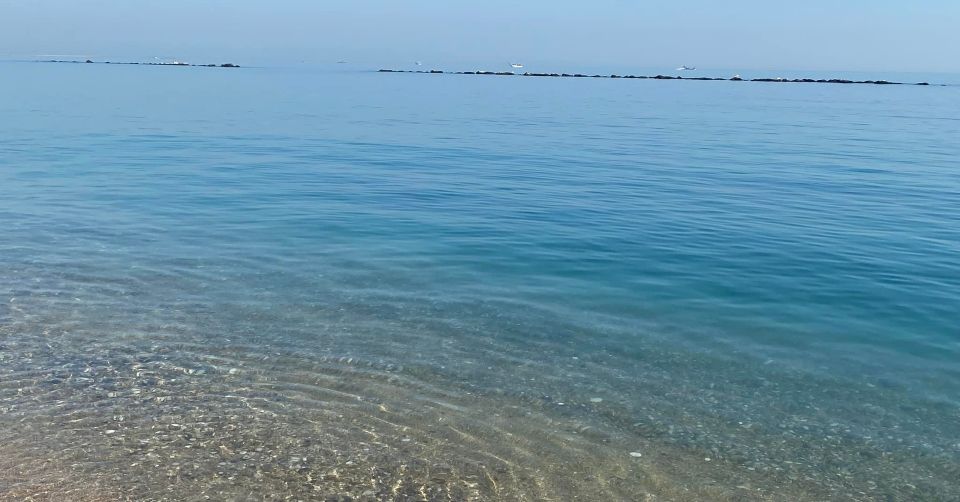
2, 287, 959, 502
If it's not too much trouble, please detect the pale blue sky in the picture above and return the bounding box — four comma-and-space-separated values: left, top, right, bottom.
1, 1, 957, 72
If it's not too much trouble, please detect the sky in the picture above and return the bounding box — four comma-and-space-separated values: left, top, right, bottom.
1, 0, 958, 73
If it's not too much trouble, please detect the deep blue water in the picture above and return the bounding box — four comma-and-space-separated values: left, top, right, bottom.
1, 61, 959, 500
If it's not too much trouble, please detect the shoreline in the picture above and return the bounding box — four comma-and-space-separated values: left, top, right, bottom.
379, 68, 937, 86
5, 313, 957, 501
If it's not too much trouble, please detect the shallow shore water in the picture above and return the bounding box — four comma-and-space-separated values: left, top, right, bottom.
1, 62, 959, 500
4, 288, 959, 501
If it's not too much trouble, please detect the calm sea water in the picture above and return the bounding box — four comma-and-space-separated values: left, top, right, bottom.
1, 61, 959, 500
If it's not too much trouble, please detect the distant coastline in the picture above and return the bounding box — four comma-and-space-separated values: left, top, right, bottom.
378, 68, 936, 86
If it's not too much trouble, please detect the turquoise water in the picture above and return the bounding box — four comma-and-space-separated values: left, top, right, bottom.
1, 61, 959, 500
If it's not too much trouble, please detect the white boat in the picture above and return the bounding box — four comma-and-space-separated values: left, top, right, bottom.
677, 65, 696, 71
511, 63, 524, 69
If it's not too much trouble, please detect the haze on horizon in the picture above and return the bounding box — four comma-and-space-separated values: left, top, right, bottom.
1, 0, 958, 74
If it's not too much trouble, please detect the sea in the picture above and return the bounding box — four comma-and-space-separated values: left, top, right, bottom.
1, 61, 959, 501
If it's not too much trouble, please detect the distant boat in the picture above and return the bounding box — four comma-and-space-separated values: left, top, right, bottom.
415, 61, 423, 66
511, 63, 524, 69
677, 65, 696, 71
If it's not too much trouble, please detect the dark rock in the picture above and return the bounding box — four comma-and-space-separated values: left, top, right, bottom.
85, 59, 94, 63
916, 82, 930, 86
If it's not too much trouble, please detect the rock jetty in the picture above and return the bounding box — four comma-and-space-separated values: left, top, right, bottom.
377, 69, 933, 86
41, 59, 240, 68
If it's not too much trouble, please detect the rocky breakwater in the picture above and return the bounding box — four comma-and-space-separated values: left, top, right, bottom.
41, 59, 241, 68
377, 69, 933, 86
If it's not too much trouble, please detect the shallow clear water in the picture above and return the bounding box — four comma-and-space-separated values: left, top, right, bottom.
1, 61, 959, 500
